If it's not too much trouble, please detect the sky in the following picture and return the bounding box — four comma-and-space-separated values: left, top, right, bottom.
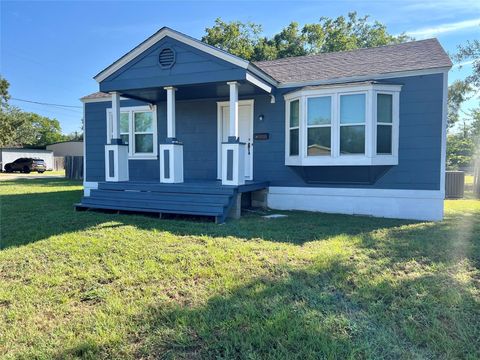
1, 0, 479, 134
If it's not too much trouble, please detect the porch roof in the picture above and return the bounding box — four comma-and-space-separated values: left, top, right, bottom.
82, 78, 269, 103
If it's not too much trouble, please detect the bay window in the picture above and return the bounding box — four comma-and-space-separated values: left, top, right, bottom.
307, 96, 332, 156
107, 105, 158, 159
288, 99, 300, 156
285, 82, 401, 166
340, 94, 366, 155
376, 93, 393, 155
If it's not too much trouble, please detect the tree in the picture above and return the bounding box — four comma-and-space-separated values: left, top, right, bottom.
27, 113, 65, 146
447, 134, 475, 170
0, 76, 66, 147
454, 38, 480, 89
451, 31, 480, 196
0, 107, 36, 147
302, 13, 410, 54
202, 18, 263, 61
0, 76, 10, 108
202, 12, 411, 62
448, 80, 473, 129
271, 22, 308, 59
469, 108, 480, 137
0, 76, 30, 147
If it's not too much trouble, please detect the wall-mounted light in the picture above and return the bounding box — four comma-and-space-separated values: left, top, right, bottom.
258, 114, 265, 121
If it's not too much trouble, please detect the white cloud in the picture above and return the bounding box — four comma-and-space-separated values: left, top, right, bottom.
407, 18, 480, 38
453, 60, 475, 68
403, 0, 480, 12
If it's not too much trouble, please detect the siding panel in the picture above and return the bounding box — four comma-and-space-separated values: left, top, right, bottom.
85, 73, 444, 191
100, 37, 246, 92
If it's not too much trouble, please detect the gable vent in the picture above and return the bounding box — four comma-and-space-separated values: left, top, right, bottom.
158, 48, 175, 69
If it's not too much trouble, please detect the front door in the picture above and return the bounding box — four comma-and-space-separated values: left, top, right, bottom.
217, 100, 253, 180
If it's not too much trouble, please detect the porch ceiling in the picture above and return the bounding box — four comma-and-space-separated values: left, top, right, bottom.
118, 80, 265, 103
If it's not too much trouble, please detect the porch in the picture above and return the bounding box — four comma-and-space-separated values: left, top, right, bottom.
76, 179, 269, 223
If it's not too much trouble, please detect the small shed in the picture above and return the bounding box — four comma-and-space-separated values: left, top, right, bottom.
46, 141, 83, 157
0, 148, 54, 170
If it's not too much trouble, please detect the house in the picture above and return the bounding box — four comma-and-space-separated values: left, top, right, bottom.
78, 27, 451, 223
0, 148, 54, 171
46, 140, 84, 157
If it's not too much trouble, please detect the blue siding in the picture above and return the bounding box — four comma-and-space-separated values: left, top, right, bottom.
85, 99, 148, 182
100, 37, 246, 93
251, 73, 444, 190
175, 100, 218, 180
85, 98, 218, 182
85, 73, 444, 191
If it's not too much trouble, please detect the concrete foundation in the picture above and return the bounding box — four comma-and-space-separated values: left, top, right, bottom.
228, 193, 242, 219
251, 189, 268, 208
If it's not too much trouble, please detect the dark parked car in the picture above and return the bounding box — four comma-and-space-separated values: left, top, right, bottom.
4, 158, 46, 173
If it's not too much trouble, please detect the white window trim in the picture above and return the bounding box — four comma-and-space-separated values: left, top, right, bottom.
216, 99, 255, 180
373, 91, 400, 157
106, 105, 158, 160
284, 83, 401, 166
305, 94, 333, 157
287, 98, 301, 157
339, 91, 369, 157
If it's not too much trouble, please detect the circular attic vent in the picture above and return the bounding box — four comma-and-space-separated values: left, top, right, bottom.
158, 48, 175, 69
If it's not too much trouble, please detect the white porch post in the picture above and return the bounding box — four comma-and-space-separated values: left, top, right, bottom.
105, 92, 129, 182
228, 81, 239, 139
160, 86, 184, 183
222, 81, 245, 186
111, 91, 121, 139
166, 86, 176, 139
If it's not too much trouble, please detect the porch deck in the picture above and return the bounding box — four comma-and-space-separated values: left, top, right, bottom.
75, 180, 269, 223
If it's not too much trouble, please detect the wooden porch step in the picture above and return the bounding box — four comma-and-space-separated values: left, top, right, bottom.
75, 202, 222, 217
90, 189, 231, 206
78, 180, 269, 223
80, 197, 227, 214
98, 181, 236, 195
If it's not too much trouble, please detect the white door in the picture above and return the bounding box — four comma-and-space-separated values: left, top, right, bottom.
218, 101, 253, 180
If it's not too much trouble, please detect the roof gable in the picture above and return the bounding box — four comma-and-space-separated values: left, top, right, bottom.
100, 35, 248, 91
95, 27, 250, 83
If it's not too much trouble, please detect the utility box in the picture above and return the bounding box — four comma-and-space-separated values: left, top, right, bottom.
445, 171, 465, 199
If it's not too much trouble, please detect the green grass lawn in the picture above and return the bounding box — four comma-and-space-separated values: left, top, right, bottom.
0, 170, 65, 178
1, 179, 479, 359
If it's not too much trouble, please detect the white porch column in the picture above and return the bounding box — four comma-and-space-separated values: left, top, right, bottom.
222, 81, 245, 186
165, 86, 176, 139
160, 86, 184, 183
111, 92, 121, 139
228, 81, 239, 140
105, 92, 129, 182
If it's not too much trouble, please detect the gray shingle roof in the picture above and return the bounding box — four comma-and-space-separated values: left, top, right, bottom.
82, 38, 452, 99
253, 38, 452, 84
81, 92, 110, 100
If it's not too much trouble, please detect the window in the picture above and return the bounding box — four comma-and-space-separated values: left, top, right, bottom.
107, 105, 157, 159
340, 94, 365, 155
376, 93, 393, 154
289, 99, 300, 156
134, 111, 154, 153
307, 96, 332, 156
120, 112, 129, 145
285, 83, 401, 166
